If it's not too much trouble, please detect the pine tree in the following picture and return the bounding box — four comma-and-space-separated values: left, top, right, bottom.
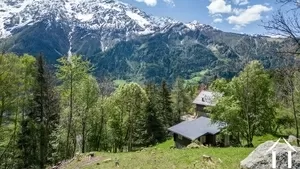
18, 55, 60, 168
159, 81, 173, 127
134, 83, 167, 147
18, 117, 39, 168
144, 84, 166, 145
172, 77, 190, 124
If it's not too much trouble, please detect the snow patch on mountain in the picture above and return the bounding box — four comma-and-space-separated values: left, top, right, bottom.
185, 20, 204, 30
137, 28, 154, 35
68, 26, 75, 59
76, 13, 94, 22
126, 11, 150, 29
185, 24, 196, 30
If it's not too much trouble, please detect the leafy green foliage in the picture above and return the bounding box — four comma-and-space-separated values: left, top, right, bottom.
0, 53, 27, 167
208, 61, 277, 147
56, 55, 93, 158
108, 82, 148, 151
77, 75, 99, 153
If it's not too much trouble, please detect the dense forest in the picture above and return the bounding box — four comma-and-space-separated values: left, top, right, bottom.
0, 53, 198, 168
1, 52, 300, 169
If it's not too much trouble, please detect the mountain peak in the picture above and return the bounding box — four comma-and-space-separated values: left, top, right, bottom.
0, 0, 176, 38
0, 0, 224, 59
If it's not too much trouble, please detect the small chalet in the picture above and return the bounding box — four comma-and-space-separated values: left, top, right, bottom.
193, 90, 221, 116
168, 89, 227, 148
168, 116, 228, 148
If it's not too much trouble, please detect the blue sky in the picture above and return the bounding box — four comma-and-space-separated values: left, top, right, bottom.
121, 0, 282, 35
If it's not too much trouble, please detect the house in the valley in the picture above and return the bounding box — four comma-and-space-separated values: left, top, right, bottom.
168, 116, 228, 148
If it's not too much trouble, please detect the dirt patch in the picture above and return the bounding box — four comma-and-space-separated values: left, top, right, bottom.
56, 155, 108, 169
79, 156, 106, 168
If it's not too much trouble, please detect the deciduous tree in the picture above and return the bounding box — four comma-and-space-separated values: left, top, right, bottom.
209, 61, 276, 147
56, 55, 92, 158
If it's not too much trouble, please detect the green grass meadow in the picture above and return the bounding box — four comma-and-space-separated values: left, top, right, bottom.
61, 135, 279, 169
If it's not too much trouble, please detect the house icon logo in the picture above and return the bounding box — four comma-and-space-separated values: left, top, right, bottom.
266, 138, 297, 169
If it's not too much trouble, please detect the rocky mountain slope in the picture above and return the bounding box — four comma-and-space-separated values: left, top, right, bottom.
0, 0, 290, 83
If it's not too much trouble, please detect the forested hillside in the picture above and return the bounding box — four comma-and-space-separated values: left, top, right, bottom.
93, 29, 291, 83
0, 54, 197, 168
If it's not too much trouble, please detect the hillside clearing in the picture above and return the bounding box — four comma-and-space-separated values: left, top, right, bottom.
60, 135, 280, 169
61, 147, 254, 169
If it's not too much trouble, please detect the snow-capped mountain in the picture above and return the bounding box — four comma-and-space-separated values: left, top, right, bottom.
0, 0, 176, 37
0, 0, 289, 83
0, 0, 218, 55
0, 0, 182, 52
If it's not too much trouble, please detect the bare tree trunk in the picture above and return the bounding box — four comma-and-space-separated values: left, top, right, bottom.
97, 114, 104, 151
72, 135, 76, 156
82, 121, 86, 153
113, 144, 117, 153
0, 97, 5, 127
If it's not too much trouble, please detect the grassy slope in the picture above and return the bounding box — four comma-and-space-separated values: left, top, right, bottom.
62, 135, 278, 169
185, 70, 209, 85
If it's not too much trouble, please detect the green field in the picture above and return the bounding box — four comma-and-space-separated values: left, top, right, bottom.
60, 135, 279, 169
62, 148, 253, 169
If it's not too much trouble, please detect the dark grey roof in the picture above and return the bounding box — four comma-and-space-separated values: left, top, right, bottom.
168, 117, 226, 140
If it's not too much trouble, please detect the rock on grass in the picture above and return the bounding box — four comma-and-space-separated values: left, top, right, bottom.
240, 141, 300, 169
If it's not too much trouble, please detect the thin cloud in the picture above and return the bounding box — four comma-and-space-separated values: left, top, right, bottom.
212, 14, 223, 18
232, 25, 242, 30
163, 0, 175, 7
213, 18, 223, 23
232, 8, 245, 15
232, 0, 249, 6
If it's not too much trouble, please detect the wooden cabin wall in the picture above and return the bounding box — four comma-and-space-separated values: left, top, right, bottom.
173, 133, 191, 149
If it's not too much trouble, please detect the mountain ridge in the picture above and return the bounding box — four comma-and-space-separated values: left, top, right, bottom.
0, 0, 290, 83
